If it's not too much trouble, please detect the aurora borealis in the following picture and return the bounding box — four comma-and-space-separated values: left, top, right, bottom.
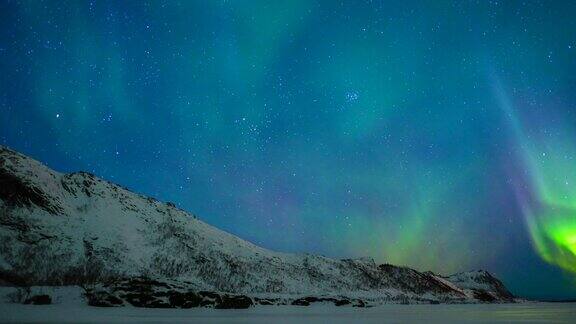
1, 0, 576, 300
497, 76, 576, 276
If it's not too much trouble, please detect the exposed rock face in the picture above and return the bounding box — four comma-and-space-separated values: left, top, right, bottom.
290, 296, 365, 307
84, 278, 253, 309
0, 146, 515, 305
23, 294, 52, 305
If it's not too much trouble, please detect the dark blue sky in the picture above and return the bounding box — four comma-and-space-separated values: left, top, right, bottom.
2, 1, 576, 300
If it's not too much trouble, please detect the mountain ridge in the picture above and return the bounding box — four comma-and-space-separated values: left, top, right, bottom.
0, 145, 515, 306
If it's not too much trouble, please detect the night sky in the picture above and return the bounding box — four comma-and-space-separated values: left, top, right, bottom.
1, 1, 576, 300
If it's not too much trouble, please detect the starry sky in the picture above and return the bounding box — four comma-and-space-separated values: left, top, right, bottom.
1, 0, 576, 300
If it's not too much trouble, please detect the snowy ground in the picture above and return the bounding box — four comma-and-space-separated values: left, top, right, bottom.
1, 303, 576, 323
0, 287, 574, 323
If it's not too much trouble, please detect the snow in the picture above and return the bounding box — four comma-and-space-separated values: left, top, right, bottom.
0, 301, 574, 323
1, 146, 513, 303
0, 287, 570, 323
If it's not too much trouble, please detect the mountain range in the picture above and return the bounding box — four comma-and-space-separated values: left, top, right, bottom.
0, 146, 515, 308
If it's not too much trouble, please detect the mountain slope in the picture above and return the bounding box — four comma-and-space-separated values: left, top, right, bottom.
0, 146, 514, 304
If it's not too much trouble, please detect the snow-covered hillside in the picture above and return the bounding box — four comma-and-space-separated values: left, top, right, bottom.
0, 146, 515, 306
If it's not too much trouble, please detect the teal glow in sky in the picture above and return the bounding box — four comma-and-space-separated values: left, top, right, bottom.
1, 1, 576, 300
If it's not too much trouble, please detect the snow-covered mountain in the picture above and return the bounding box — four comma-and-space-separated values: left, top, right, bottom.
0, 146, 515, 306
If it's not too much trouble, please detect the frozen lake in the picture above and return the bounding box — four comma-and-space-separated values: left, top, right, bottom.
1, 303, 575, 323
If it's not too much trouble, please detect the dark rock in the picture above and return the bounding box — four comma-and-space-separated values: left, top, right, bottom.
146, 300, 173, 308
199, 299, 216, 307
304, 296, 323, 303
335, 299, 351, 306
291, 298, 310, 306
168, 292, 202, 308
353, 299, 367, 307
121, 291, 172, 308
198, 291, 221, 300
216, 295, 253, 309
472, 289, 496, 302
85, 291, 124, 307
102, 295, 124, 306
0, 168, 62, 215
92, 278, 252, 309
24, 294, 51, 305
292, 296, 356, 307
121, 277, 172, 289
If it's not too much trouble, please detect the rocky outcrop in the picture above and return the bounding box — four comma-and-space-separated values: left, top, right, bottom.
291, 296, 367, 307
23, 294, 52, 305
84, 277, 253, 309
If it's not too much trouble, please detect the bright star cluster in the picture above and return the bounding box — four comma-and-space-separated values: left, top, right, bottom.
1, 1, 576, 300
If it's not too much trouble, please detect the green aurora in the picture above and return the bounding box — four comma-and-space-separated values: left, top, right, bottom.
2, 1, 576, 300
